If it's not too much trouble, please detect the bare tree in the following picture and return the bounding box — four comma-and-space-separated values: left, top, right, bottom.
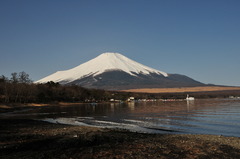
10, 72, 18, 83
18, 71, 32, 83
0, 75, 9, 83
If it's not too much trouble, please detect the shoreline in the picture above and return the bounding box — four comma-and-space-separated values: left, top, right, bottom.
1, 118, 240, 159
0, 96, 239, 108
0, 102, 85, 108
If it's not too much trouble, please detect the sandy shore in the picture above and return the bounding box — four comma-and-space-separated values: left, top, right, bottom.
0, 118, 240, 159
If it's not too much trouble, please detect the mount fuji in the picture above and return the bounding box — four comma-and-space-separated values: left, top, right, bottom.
35, 52, 204, 90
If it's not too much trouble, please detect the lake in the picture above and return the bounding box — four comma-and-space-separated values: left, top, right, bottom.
2, 99, 240, 137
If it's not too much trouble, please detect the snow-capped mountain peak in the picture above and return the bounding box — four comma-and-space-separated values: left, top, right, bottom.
35, 52, 168, 84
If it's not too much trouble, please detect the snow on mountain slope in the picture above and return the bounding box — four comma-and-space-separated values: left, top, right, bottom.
35, 52, 168, 84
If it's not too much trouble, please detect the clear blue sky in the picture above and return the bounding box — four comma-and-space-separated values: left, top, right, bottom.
1, 0, 240, 86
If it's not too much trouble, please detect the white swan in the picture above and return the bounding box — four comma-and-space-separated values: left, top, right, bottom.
186, 94, 195, 101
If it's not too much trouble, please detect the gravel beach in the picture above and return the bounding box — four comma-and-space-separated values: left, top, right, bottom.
0, 118, 240, 159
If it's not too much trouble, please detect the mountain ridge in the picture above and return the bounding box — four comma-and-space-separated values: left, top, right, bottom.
35, 52, 205, 90
36, 52, 168, 84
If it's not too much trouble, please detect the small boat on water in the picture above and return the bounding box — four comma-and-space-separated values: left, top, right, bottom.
186, 94, 195, 101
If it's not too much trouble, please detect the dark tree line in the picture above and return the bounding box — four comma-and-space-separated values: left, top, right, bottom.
0, 72, 34, 103
0, 72, 113, 104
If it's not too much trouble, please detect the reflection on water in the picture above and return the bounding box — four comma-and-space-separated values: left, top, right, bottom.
2, 99, 240, 137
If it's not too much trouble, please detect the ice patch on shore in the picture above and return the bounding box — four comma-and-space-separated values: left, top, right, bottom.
41, 117, 166, 133
42, 118, 90, 126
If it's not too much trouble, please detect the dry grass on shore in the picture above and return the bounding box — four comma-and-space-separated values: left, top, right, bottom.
123, 86, 240, 93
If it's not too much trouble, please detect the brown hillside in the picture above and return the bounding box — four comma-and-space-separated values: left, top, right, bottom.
122, 86, 240, 93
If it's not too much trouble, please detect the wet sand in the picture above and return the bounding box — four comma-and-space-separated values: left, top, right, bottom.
0, 118, 240, 159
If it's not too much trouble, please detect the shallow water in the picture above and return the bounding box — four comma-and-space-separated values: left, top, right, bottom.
2, 99, 240, 137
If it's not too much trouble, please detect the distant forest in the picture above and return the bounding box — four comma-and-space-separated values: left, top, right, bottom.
0, 72, 116, 104
1, 72, 239, 104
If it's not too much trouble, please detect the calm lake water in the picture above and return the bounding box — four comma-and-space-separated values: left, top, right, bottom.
2, 99, 240, 137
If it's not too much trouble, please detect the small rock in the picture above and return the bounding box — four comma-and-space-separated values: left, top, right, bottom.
73, 134, 78, 138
